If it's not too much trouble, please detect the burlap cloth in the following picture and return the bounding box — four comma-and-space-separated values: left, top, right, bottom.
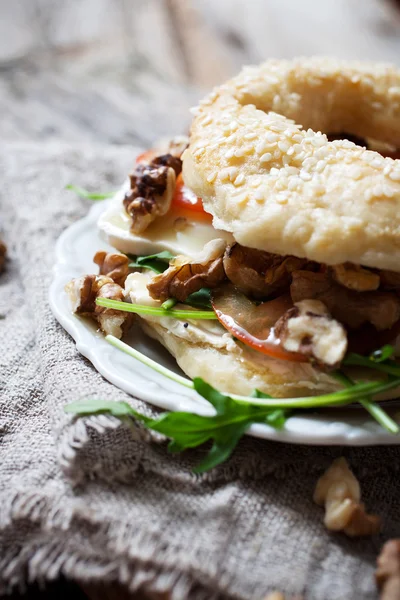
1, 142, 400, 600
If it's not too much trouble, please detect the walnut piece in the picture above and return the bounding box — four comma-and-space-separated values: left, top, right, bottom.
223, 243, 313, 299
148, 258, 225, 303
123, 144, 185, 235
314, 457, 381, 537
93, 251, 130, 286
332, 263, 380, 292
147, 239, 226, 302
0, 240, 6, 273
274, 299, 347, 368
376, 540, 400, 600
65, 274, 133, 339
123, 157, 178, 234
291, 270, 400, 330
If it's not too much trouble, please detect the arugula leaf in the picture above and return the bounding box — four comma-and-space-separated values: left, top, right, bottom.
251, 389, 272, 400
65, 184, 115, 200
161, 298, 178, 310
184, 288, 212, 309
250, 390, 287, 427
128, 251, 175, 274
64, 378, 289, 473
96, 297, 217, 320
64, 340, 400, 473
136, 251, 175, 264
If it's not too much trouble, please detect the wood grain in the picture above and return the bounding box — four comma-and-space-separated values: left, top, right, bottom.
1, 0, 400, 146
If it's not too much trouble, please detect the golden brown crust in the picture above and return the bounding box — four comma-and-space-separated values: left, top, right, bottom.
183, 57, 400, 271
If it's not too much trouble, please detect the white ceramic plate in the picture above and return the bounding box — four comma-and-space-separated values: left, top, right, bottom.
49, 199, 400, 445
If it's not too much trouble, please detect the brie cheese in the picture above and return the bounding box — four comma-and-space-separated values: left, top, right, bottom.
98, 181, 233, 258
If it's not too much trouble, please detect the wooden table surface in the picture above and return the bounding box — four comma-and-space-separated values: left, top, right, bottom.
2, 0, 400, 147
2, 0, 400, 598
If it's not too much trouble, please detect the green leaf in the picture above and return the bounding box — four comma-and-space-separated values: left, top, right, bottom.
128, 251, 175, 274
251, 389, 272, 399
193, 422, 250, 473
136, 251, 175, 264
370, 345, 395, 363
343, 352, 400, 378
65, 185, 115, 200
96, 297, 218, 320
161, 298, 178, 310
193, 377, 232, 415
64, 398, 153, 422
184, 288, 212, 309
64, 380, 289, 473
264, 409, 287, 429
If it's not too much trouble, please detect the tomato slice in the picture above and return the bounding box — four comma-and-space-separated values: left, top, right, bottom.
171, 174, 212, 222
211, 285, 306, 362
135, 152, 211, 222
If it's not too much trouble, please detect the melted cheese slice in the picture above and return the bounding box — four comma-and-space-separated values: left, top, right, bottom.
98, 181, 233, 257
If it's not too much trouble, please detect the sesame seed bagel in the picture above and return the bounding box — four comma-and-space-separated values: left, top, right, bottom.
182, 57, 400, 272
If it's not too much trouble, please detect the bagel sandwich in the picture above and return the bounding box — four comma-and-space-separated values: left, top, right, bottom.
86, 58, 400, 399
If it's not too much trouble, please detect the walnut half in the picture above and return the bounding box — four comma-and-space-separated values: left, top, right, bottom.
314, 457, 381, 537
147, 239, 227, 303
65, 274, 133, 339
274, 299, 348, 369
124, 153, 182, 234
331, 263, 380, 292
93, 251, 130, 286
376, 540, 400, 600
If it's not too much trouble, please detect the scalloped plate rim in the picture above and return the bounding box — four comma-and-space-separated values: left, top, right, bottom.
49, 196, 400, 446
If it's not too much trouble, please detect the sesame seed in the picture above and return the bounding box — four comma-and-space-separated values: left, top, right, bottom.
201, 115, 213, 126
260, 152, 272, 163
278, 140, 290, 152
206, 171, 217, 183
266, 132, 279, 143
383, 185, 395, 198
236, 193, 249, 205
227, 167, 239, 181
244, 132, 257, 140
256, 141, 268, 154
254, 189, 265, 202
276, 192, 289, 204
300, 171, 312, 181
219, 168, 231, 182
234, 173, 245, 186
371, 158, 383, 168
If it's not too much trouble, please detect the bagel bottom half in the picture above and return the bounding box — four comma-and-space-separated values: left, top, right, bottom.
139, 318, 341, 398
139, 319, 400, 401
124, 273, 400, 400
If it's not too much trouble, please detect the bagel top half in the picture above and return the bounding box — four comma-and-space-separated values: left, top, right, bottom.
182, 57, 400, 272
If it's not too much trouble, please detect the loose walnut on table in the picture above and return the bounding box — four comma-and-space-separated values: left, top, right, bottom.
376, 540, 400, 600
313, 457, 381, 537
